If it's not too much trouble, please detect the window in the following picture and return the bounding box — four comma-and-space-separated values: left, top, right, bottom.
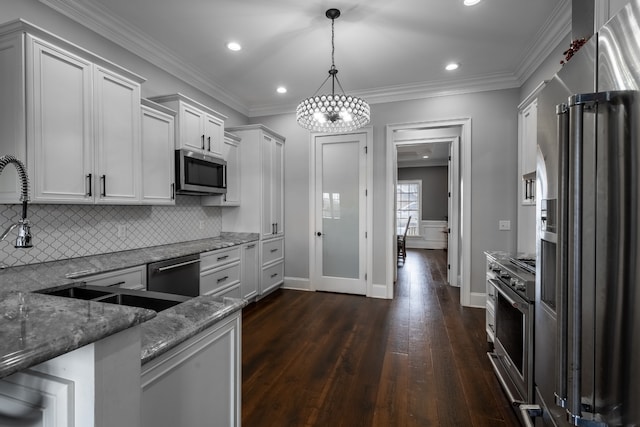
396, 180, 421, 236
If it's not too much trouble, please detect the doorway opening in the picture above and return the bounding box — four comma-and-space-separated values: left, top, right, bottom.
386, 118, 472, 306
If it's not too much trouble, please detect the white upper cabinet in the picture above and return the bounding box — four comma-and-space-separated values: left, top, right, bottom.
0, 21, 146, 205
149, 94, 226, 158
28, 36, 94, 203
94, 67, 141, 204
202, 131, 241, 207
222, 125, 285, 240
519, 98, 537, 205
141, 99, 176, 205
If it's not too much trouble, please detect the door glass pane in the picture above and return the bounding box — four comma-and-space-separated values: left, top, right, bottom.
322, 141, 359, 279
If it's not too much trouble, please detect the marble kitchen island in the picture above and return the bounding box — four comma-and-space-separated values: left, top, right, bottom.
0, 234, 254, 426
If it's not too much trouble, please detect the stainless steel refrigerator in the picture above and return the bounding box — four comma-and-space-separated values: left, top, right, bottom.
533, 1, 640, 425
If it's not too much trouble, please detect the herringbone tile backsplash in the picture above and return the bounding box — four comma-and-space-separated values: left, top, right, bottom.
0, 196, 221, 267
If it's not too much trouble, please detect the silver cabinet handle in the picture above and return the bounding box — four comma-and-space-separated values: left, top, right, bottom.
217, 255, 229, 261
106, 280, 126, 288
201, 134, 205, 150
270, 248, 278, 253
217, 276, 229, 283
270, 273, 278, 278
207, 136, 211, 152
246, 244, 256, 249
156, 259, 201, 272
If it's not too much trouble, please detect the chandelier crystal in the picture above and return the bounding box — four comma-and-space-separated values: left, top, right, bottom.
296, 8, 370, 133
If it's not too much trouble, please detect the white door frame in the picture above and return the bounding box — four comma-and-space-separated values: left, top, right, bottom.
309, 127, 374, 296
385, 119, 472, 306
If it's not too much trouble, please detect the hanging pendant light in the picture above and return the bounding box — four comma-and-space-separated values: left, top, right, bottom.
296, 8, 370, 133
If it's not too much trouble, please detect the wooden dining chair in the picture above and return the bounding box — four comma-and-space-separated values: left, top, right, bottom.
397, 216, 411, 264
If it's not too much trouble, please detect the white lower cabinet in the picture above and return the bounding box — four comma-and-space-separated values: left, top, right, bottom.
141, 312, 241, 427
0, 325, 142, 427
200, 247, 241, 297
260, 236, 284, 296
241, 242, 258, 300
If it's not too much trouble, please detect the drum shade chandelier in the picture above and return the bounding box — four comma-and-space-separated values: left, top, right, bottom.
296, 8, 370, 133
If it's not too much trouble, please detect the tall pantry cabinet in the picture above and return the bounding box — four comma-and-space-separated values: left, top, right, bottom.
221, 125, 285, 296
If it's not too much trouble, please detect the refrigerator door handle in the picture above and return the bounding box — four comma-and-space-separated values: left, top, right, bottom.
555, 102, 569, 410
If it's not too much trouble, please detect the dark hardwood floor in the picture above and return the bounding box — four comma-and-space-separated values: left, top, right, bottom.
242, 249, 520, 426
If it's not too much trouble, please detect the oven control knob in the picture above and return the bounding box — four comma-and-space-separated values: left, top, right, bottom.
500, 270, 510, 278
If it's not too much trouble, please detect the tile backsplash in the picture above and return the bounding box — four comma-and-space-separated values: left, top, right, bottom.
0, 196, 221, 267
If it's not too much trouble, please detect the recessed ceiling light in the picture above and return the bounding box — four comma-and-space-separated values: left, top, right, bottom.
276, 86, 287, 94
445, 62, 460, 71
423, 155, 430, 159
227, 42, 242, 51
463, 0, 482, 6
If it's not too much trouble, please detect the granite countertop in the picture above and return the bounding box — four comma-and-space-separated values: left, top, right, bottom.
0, 232, 259, 293
0, 232, 259, 379
140, 294, 247, 364
0, 291, 155, 379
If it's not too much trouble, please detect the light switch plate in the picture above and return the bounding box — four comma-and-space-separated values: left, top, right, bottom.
498, 220, 511, 231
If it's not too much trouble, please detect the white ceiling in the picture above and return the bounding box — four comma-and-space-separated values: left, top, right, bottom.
43, 0, 570, 117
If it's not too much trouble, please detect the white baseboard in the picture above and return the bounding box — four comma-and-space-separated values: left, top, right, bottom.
406, 240, 447, 250
283, 276, 311, 291
468, 292, 486, 308
406, 220, 448, 250
369, 283, 391, 299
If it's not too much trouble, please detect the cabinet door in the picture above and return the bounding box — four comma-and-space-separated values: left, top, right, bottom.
272, 137, 284, 236
0, 34, 26, 204
141, 315, 241, 427
261, 134, 274, 238
141, 105, 175, 205
28, 36, 93, 203
204, 114, 223, 157
223, 137, 240, 205
94, 67, 141, 204
241, 242, 258, 300
178, 103, 205, 152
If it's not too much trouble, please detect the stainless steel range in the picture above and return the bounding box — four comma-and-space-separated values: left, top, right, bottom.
486, 252, 536, 407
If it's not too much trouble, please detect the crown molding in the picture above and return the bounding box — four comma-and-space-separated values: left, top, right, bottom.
514, 0, 571, 85
39, 0, 249, 116
39, 0, 570, 119
247, 72, 521, 117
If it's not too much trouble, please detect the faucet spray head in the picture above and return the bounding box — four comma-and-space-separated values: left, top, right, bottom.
15, 219, 32, 249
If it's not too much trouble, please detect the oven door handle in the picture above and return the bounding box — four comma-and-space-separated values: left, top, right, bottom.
489, 279, 521, 308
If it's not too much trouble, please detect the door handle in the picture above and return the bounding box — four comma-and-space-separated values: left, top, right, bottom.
316, 232, 322, 236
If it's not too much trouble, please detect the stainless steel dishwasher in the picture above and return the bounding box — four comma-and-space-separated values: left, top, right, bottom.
147, 254, 201, 297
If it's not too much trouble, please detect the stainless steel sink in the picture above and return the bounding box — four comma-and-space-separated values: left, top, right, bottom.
37, 284, 190, 312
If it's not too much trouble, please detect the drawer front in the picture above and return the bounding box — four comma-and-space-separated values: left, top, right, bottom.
261, 261, 283, 294
213, 283, 241, 299
200, 263, 240, 296
84, 266, 146, 290
262, 239, 284, 266
200, 247, 241, 271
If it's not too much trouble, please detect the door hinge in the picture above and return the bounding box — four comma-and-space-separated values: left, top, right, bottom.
365, 231, 368, 238
365, 146, 368, 154
448, 228, 451, 233
365, 189, 368, 196
448, 191, 451, 197
448, 155, 451, 160
365, 273, 367, 281
448, 264, 450, 269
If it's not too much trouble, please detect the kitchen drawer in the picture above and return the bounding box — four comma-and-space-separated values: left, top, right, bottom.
261, 238, 284, 266
212, 283, 241, 299
200, 263, 240, 296
83, 266, 146, 290
200, 247, 241, 271
261, 261, 283, 294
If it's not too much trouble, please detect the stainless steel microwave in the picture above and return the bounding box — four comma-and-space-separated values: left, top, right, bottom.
175, 149, 227, 195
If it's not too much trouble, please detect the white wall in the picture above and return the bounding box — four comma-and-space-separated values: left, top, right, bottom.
254, 88, 520, 294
